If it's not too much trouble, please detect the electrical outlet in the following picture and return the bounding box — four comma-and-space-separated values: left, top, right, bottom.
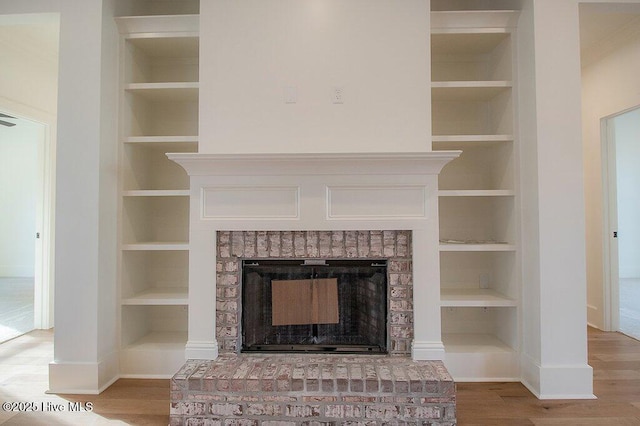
283, 86, 297, 104
332, 86, 344, 104
479, 273, 490, 289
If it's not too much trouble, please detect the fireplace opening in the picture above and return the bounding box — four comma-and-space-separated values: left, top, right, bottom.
241, 259, 388, 353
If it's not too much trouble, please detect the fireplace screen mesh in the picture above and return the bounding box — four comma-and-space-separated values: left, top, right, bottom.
241, 259, 388, 353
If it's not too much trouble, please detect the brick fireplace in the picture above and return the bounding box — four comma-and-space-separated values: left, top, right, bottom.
168, 152, 459, 424
217, 230, 412, 355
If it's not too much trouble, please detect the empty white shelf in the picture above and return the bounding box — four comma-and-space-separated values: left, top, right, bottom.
122, 288, 188, 306
122, 242, 189, 251
123, 190, 190, 197
441, 288, 516, 307
125, 82, 199, 101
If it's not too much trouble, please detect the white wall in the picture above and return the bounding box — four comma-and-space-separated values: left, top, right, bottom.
614, 108, 640, 278
0, 119, 42, 277
199, 0, 431, 154
582, 24, 640, 329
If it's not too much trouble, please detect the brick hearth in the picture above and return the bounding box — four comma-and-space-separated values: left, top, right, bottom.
170, 354, 456, 425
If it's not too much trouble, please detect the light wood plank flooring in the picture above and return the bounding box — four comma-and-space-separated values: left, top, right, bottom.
0, 278, 34, 344
1, 328, 639, 425
620, 277, 640, 341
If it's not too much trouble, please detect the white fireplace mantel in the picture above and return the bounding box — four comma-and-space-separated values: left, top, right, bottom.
168, 151, 460, 362
168, 152, 460, 176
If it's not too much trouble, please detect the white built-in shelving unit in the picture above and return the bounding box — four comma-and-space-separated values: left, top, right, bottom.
116, 2, 198, 377
431, 10, 521, 381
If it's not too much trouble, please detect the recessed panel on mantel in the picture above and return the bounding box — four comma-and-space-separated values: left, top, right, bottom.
201, 186, 299, 219
327, 185, 427, 219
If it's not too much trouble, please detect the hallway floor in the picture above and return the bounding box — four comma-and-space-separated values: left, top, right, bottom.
620, 277, 640, 341
0, 278, 33, 343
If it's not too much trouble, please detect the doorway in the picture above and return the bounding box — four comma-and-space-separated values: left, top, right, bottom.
0, 113, 47, 342
602, 106, 640, 339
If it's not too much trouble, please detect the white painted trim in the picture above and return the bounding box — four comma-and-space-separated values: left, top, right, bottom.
601, 116, 618, 332
48, 351, 120, 395
431, 10, 520, 31
411, 340, 446, 361
185, 340, 219, 360
115, 14, 199, 34
168, 152, 461, 177
520, 353, 595, 400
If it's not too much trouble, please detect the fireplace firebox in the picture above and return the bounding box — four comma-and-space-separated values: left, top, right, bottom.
241, 259, 388, 353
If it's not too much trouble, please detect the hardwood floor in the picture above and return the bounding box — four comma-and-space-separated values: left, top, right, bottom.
457, 328, 640, 425
0, 278, 34, 343
1, 328, 639, 425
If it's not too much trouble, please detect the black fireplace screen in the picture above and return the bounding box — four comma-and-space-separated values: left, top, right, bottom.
241, 259, 388, 353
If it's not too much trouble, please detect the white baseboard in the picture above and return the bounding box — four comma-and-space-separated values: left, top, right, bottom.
185, 340, 219, 360
411, 340, 446, 361
520, 353, 595, 399
48, 351, 119, 395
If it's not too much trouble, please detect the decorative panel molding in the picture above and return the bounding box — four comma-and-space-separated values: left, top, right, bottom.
201, 186, 299, 220
327, 185, 428, 219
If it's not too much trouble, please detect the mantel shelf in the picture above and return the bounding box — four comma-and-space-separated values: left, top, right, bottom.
167, 151, 461, 177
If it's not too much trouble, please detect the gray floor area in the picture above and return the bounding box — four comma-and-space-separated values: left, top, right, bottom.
619, 277, 640, 341
0, 277, 34, 343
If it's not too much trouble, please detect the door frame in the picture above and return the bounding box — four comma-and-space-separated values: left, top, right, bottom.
0, 97, 56, 329
601, 104, 640, 332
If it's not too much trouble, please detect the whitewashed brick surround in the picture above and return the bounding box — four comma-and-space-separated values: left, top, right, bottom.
216, 230, 414, 356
